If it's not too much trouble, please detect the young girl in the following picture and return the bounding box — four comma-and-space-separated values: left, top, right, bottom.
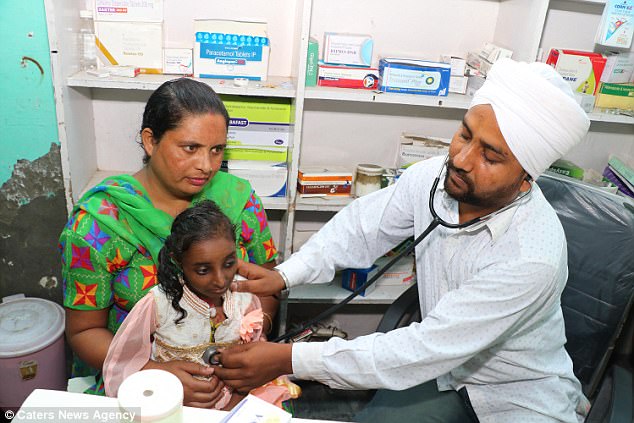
102, 200, 298, 410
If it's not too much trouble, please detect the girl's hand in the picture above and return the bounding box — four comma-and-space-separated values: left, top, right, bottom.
143, 360, 220, 407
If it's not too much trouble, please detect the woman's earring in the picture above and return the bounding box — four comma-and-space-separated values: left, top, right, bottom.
178, 274, 185, 286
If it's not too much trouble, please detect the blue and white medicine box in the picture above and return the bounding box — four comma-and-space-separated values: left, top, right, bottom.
379, 58, 451, 96
341, 265, 378, 297
194, 19, 270, 81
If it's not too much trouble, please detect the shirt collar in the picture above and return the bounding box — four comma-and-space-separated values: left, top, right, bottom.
437, 178, 530, 242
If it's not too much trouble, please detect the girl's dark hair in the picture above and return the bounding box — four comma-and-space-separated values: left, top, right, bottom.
139, 78, 230, 164
157, 200, 236, 324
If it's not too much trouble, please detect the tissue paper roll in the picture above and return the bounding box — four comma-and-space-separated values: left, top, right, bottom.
118, 369, 184, 422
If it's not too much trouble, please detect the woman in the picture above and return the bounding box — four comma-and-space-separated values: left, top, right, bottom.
59, 78, 279, 407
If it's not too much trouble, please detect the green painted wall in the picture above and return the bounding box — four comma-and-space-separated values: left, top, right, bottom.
0, 0, 67, 303
0, 0, 60, 186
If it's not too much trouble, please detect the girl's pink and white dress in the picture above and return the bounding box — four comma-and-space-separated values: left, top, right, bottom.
103, 284, 295, 409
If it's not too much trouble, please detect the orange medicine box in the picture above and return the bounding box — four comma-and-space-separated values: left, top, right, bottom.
297, 167, 353, 196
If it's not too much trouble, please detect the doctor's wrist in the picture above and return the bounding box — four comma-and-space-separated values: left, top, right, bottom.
273, 267, 290, 299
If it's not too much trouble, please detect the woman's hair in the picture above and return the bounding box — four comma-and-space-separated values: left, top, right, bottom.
157, 200, 236, 324
139, 78, 230, 164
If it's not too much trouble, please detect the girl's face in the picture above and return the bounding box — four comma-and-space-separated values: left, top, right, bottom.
181, 236, 237, 303
142, 113, 227, 200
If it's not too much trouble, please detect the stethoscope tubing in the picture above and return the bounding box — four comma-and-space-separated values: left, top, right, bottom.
270, 157, 531, 343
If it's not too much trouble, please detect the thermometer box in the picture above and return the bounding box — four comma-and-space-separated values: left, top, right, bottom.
378, 58, 451, 96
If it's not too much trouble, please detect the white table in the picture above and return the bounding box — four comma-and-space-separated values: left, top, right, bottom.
11, 389, 344, 422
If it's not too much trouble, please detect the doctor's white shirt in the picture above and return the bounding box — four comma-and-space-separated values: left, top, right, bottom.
278, 156, 588, 423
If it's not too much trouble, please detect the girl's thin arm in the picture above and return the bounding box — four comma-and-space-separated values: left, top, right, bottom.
256, 260, 279, 334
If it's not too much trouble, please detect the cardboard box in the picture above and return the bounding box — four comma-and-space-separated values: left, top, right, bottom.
298, 167, 354, 184
306, 38, 319, 87
398, 133, 450, 168
225, 163, 287, 198
297, 167, 353, 196
595, 82, 634, 111
479, 42, 513, 63
341, 265, 378, 296
94, 0, 163, 22
546, 49, 607, 96
95, 21, 163, 74
449, 75, 468, 94
378, 58, 451, 96
163, 48, 193, 75
223, 145, 287, 162
595, 0, 634, 49
373, 255, 415, 287
601, 53, 634, 84
194, 19, 269, 81
440, 55, 467, 76
318, 63, 379, 89
222, 96, 292, 148
323, 33, 373, 67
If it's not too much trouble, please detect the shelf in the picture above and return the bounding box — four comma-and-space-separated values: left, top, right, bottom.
295, 196, 354, 211
305, 86, 472, 110
288, 278, 414, 305
67, 72, 297, 98
587, 111, 634, 125
79, 169, 289, 210
305, 86, 634, 125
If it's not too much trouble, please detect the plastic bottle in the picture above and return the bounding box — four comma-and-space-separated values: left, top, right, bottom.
79, 9, 97, 71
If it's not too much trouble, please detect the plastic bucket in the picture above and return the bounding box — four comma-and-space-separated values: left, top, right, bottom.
0, 294, 66, 411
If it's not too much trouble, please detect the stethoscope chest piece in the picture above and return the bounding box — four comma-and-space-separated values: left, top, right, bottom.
202, 346, 221, 365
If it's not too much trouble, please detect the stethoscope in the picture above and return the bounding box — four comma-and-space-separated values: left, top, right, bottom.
202, 157, 532, 363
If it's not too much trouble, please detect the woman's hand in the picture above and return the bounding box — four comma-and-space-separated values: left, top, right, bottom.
212, 342, 293, 393
143, 360, 225, 408
232, 260, 286, 297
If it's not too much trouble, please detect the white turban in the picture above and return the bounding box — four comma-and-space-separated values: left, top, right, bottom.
470, 59, 590, 180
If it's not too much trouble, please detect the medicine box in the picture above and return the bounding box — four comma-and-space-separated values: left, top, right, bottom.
223, 145, 287, 163
297, 167, 353, 196
546, 49, 607, 96
601, 53, 634, 84
378, 58, 451, 96
479, 42, 513, 63
222, 96, 292, 148
449, 75, 468, 94
595, 82, 634, 111
95, 21, 163, 74
94, 0, 163, 22
323, 33, 373, 67
341, 265, 378, 296
440, 55, 467, 76
306, 38, 319, 87
318, 63, 379, 89
225, 162, 287, 198
398, 133, 450, 168
373, 255, 415, 287
194, 19, 270, 81
595, 0, 634, 49
163, 48, 193, 75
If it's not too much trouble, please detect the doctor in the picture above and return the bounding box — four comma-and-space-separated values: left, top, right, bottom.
214, 59, 591, 422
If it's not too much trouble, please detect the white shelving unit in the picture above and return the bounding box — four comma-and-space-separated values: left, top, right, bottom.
46, 0, 633, 332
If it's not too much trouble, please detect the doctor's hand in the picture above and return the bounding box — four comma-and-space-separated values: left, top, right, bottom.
212, 342, 293, 393
231, 260, 286, 297
143, 360, 224, 408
